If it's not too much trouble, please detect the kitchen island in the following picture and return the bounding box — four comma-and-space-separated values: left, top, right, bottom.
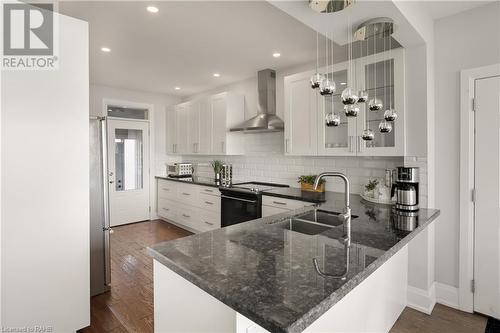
148, 192, 439, 333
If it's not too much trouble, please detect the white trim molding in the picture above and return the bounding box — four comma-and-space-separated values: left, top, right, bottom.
459, 63, 500, 313
436, 283, 459, 309
407, 283, 436, 315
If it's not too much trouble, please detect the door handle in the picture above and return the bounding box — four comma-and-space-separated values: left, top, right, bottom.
204, 201, 214, 205
285, 139, 289, 153
204, 221, 214, 226
221, 195, 257, 203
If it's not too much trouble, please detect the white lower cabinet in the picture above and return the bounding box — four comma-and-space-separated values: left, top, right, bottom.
262, 196, 314, 217
158, 179, 315, 232
157, 179, 221, 233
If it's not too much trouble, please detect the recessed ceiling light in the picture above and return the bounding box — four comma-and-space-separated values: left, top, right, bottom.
101, 47, 111, 52
272, 52, 281, 58
174, 87, 181, 90
146, 6, 159, 13
213, 73, 220, 77
340, 82, 347, 85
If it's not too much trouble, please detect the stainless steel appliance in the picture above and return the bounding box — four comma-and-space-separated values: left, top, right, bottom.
220, 182, 288, 227
230, 69, 284, 133
391, 167, 419, 211
89, 117, 111, 296
167, 163, 193, 177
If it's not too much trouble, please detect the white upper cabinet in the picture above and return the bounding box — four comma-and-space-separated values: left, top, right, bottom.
284, 71, 318, 155
166, 92, 244, 155
284, 48, 405, 157
175, 103, 189, 154
356, 48, 405, 156
187, 102, 200, 154
166, 107, 177, 154
198, 98, 212, 154
210, 92, 245, 155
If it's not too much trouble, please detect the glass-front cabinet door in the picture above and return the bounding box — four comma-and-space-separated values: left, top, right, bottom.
356, 47, 404, 156
317, 62, 357, 155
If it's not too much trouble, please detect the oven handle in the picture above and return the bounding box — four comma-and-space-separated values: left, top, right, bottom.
221, 195, 258, 204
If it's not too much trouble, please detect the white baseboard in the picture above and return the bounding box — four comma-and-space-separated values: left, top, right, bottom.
407, 282, 436, 315
435, 282, 459, 309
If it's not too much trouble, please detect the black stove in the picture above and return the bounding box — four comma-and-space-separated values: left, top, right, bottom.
219, 182, 289, 227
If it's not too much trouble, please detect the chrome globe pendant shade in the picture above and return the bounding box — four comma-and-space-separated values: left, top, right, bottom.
378, 120, 392, 133
368, 98, 383, 111
384, 108, 397, 121
310, 32, 325, 89
361, 128, 375, 141
341, 16, 358, 106
344, 104, 359, 117
341, 87, 358, 105
325, 112, 340, 127
358, 89, 368, 103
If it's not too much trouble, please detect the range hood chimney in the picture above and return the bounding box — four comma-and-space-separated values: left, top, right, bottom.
230, 69, 284, 133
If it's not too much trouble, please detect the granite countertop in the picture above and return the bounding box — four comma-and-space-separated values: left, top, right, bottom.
155, 175, 222, 188
148, 192, 440, 333
262, 187, 328, 204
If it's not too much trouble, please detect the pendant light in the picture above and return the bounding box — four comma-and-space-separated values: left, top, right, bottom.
358, 39, 368, 103
325, 30, 340, 127
360, 32, 373, 140
320, 32, 335, 96
383, 36, 397, 122
310, 32, 325, 89
368, 33, 383, 112
342, 15, 358, 106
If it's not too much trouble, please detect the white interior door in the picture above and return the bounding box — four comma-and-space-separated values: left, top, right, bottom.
474, 75, 500, 319
108, 118, 150, 226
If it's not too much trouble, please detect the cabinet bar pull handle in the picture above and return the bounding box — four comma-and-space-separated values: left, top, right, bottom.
273, 201, 287, 206
182, 214, 190, 218
162, 208, 169, 211
204, 189, 213, 193
204, 221, 214, 225
182, 192, 191, 196
205, 201, 214, 205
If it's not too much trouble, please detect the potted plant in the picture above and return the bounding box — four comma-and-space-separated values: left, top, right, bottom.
364, 179, 379, 198
298, 175, 326, 192
211, 160, 223, 181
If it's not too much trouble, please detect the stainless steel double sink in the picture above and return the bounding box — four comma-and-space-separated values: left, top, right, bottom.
275, 209, 359, 235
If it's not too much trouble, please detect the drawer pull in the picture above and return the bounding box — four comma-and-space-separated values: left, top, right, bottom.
162, 188, 170, 191
182, 192, 191, 196
162, 208, 169, 211
273, 201, 287, 206
204, 201, 214, 205
204, 221, 214, 226
182, 214, 190, 218
204, 189, 214, 193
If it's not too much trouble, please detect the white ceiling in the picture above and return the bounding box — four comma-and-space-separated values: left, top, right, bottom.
58, 1, 327, 97
419, 1, 492, 20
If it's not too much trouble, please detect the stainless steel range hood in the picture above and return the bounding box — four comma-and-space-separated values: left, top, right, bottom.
230, 69, 284, 133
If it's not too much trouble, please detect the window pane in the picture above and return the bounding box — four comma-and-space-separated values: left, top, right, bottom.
324, 69, 348, 148
114, 129, 143, 191
107, 106, 148, 120
365, 59, 395, 148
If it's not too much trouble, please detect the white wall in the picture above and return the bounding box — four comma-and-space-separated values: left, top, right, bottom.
1, 14, 90, 331
434, 2, 500, 288
90, 85, 181, 217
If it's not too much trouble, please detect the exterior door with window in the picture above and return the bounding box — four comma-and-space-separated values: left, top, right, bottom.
107, 118, 150, 226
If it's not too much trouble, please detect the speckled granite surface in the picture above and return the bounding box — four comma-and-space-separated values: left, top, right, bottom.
262, 187, 328, 204
148, 193, 440, 333
155, 175, 222, 188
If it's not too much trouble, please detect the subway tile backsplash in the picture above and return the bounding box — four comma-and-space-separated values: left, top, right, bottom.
158, 133, 427, 206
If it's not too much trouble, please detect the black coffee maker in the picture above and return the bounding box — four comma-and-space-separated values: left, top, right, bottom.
391, 167, 419, 211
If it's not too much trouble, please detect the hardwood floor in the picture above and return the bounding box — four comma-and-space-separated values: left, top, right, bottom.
80, 220, 488, 333
79, 220, 191, 333
390, 303, 488, 333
